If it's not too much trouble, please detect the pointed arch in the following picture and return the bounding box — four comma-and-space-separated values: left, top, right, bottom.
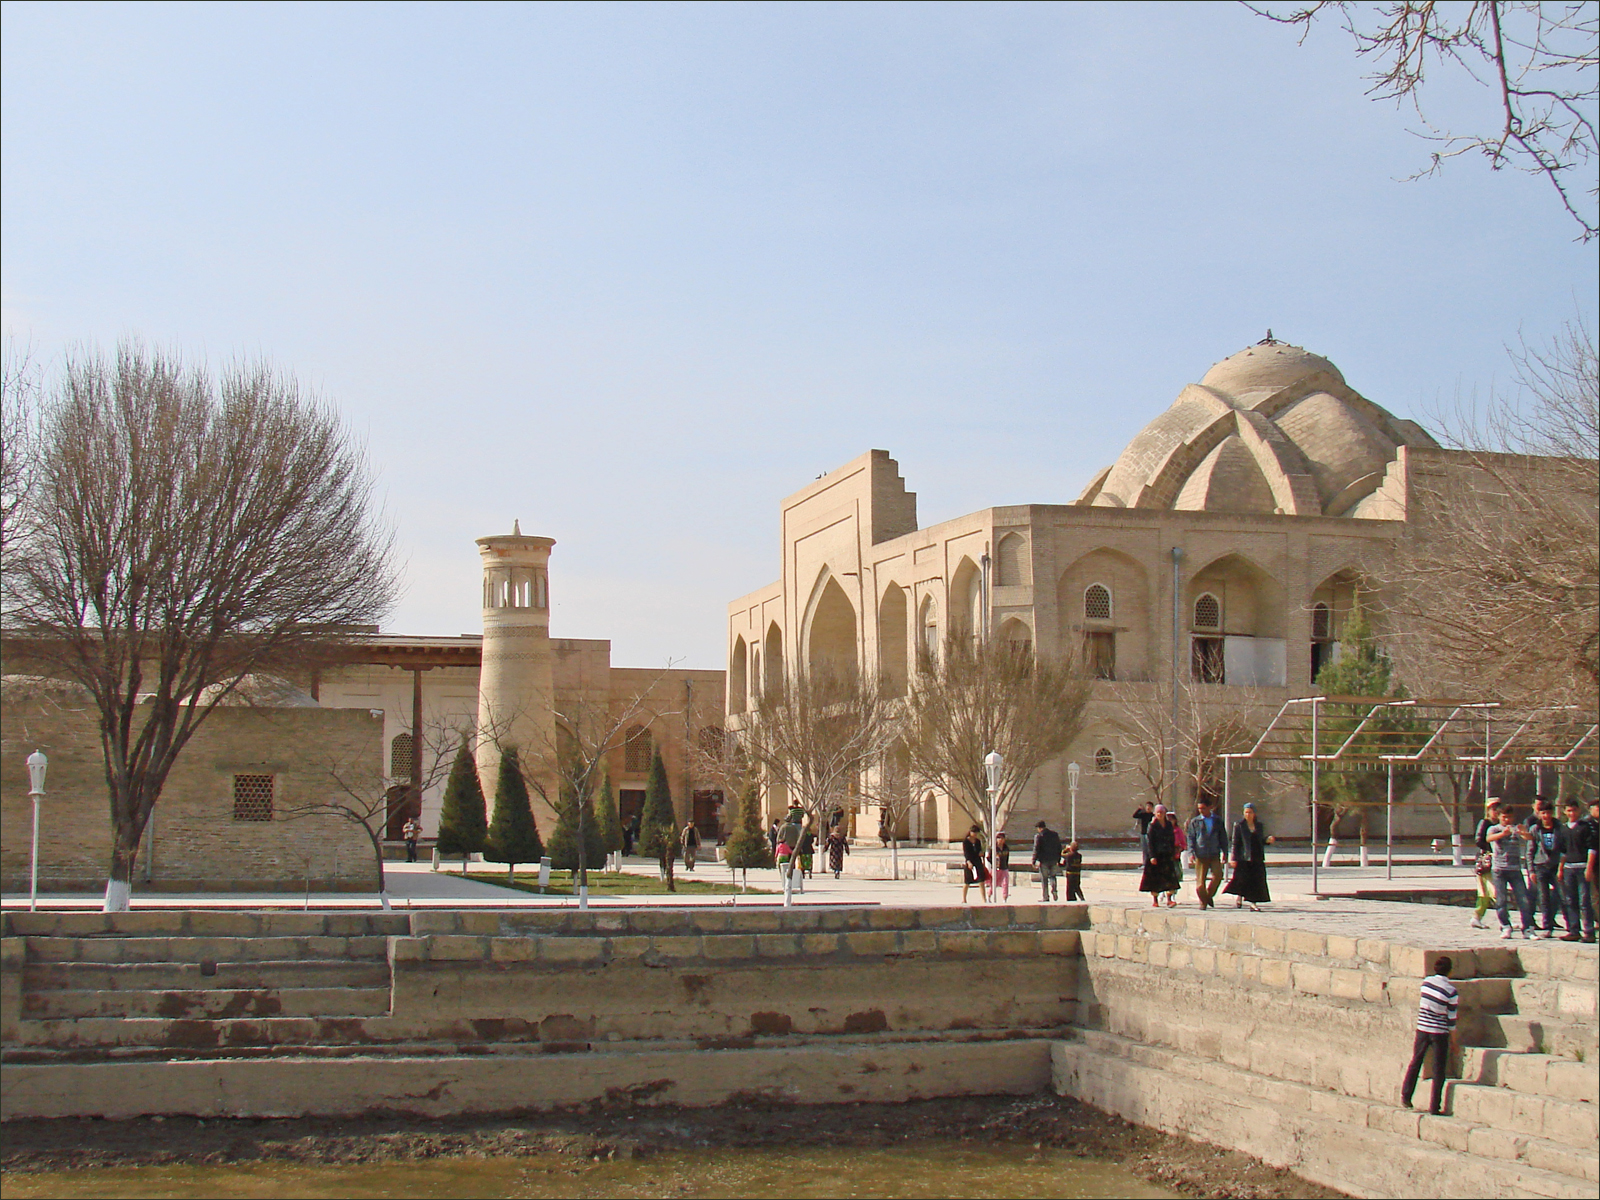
764, 623, 783, 698
1058, 547, 1151, 681
877, 584, 909, 695
729, 636, 748, 715
995, 532, 1030, 587
918, 594, 940, 666
803, 569, 858, 678
950, 556, 983, 645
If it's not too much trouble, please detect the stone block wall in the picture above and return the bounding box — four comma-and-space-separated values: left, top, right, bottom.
0, 689, 383, 892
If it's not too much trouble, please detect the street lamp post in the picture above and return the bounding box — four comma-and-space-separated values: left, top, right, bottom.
984, 750, 1003, 903
1066, 761, 1080, 845
27, 750, 48, 913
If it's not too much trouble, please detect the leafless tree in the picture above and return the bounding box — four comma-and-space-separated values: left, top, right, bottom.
1387, 321, 1599, 709
1108, 678, 1265, 820
857, 740, 918, 879
1249, 2, 1599, 239
5, 341, 397, 910
735, 667, 902, 864
903, 638, 1090, 866
1, 339, 41, 587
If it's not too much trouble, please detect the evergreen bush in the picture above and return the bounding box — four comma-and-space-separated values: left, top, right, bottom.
639, 747, 678, 888
594, 776, 622, 861
484, 747, 544, 880
435, 737, 488, 871
721, 777, 774, 888
547, 780, 609, 872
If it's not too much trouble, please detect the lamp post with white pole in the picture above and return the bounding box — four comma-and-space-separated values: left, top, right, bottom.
1066, 761, 1080, 845
27, 750, 48, 913
984, 750, 1003, 902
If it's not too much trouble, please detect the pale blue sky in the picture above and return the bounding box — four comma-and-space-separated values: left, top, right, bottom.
4, 1, 1594, 668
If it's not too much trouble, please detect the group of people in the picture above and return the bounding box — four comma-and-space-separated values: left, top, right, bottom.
956, 821, 1085, 903
1472, 795, 1598, 942
1133, 798, 1274, 911
768, 808, 853, 884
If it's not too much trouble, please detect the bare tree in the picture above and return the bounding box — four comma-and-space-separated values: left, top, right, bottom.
735, 667, 901, 900
1108, 677, 1265, 820
5, 341, 397, 910
1250, 2, 1599, 239
1, 339, 40, 586
903, 638, 1090, 868
1387, 322, 1599, 709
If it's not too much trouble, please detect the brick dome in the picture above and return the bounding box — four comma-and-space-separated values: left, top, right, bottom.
1079, 341, 1437, 517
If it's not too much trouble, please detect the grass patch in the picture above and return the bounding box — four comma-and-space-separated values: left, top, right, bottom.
465, 870, 772, 897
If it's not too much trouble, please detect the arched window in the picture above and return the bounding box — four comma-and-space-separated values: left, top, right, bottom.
389, 733, 415, 781
1084, 584, 1112, 622
698, 727, 726, 760
624, 724, 652, 773
1095, 746, 1114, 774
1311, 602, 1331, 642
534, 569, 548, 609
919, 595, 940, 664
1193, 592, 1221, 631
729, 637, 748, 715
995, 532, 1028, 587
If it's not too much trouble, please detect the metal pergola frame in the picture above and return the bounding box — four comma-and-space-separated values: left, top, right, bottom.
1219, 696, 1599, 892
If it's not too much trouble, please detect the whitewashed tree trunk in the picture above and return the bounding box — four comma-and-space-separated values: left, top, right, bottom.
1322, 838, 1339, 869
1450, 832, 1464, 867
102, 878, 132, 912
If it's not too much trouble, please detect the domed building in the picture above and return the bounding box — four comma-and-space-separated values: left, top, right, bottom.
725, 337, 1484, 841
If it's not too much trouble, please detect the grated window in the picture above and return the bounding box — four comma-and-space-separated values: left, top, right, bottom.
1193, 593, 1221, 631
1095, 746, 1114, 774
698, 726, 726, 760
624, 725, 652, 773
1084, 584, 1112, 622
390, 733, 415, 781
232, 774, 275, 822
1312, 602, 1331, 641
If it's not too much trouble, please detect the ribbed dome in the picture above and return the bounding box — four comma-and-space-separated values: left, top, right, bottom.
1200, 342, 1344, 399
1079, 341, 1437, 517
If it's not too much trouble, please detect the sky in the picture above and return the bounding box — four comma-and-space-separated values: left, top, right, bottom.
4, 1, 1595, 669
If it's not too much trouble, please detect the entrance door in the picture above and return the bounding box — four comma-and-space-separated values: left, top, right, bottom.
692, 790, 723, 841
385, 785, 413, 840
619, 789, 647, 835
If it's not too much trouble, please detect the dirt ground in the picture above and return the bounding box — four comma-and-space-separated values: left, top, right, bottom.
0, 1094, 1344, 1199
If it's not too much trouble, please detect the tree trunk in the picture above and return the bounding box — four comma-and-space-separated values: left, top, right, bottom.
891, 834, 900, 881
364, 826, 391, 911
103, 818, 144, 912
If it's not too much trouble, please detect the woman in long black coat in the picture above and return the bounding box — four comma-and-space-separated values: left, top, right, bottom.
1223, 802, 1275, 910
1138, 805, 1180, 906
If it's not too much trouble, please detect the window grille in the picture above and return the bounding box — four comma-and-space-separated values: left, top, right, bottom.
390, 733, 415, 781
1095, 747, 1114, 774
698, 726, 726, 760
1193, 592, 1221, 631
1311, 602, 1331, 641
624, 725, 652, 773
232, 774, 275, 822
1084, 584, 1112, 622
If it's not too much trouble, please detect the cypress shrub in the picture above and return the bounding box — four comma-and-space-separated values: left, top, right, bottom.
594, 775, 622, 863
722, 776, 773, 888
435, 737, 488, 872
639, 747, 678, 888
484, 747, 544, 880
547, 780, 608, 872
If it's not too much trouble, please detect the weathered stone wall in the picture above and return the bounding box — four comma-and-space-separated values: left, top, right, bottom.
0, 687, 382, 892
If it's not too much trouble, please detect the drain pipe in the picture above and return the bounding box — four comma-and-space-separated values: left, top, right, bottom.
1170, 546, 1182, 801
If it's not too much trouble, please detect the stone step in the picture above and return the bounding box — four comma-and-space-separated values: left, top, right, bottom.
1509, 977, 1600, 1024
1446, 1079, 1599, 1147
23, 935, 390, 964
1477, 1013, 1599, 1059
1462, 1048, 1600, 1105
1056, 1030, 1594, 1197
22, 987, 393, 1020
25, 959, 392, 992
1, 912, 412, 938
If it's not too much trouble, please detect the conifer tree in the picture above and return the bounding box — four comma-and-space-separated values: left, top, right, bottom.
639, 747, 679, 890
435, 736, 488, 873
721, 776, 774, 890
547, 780, 608, 873
594, 776, 622, 866
485, 746, 544, 882
1302, 596, 1416, 856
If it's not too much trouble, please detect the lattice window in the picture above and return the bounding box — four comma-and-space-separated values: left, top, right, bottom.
1193, 592, 1221, 631
232, 774, 275, 822
624, 725, 652, 773
389, 733, 415, 781
1311, 602, 1331, 641
1095, 746, 1114, 774
1084, 584, 1112, 622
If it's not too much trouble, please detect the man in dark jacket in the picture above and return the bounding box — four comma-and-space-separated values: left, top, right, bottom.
1033, 821, 1063, 901
1186, 798, 1227, 909
1559, 799, 1595, 942
1529, 800, 1568, 937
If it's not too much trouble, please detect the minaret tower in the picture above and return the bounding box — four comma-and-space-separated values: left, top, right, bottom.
475, 522, 557, 816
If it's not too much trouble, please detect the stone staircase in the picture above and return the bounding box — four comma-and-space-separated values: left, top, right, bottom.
3, 913, 407, 1057
1055, 905, 1598, 1198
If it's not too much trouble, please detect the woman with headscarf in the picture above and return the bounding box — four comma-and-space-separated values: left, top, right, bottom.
1139, 804, 1180, 907
825, 825, 850, 878
961, 825, 991, 903
1223, 801, 1276, 910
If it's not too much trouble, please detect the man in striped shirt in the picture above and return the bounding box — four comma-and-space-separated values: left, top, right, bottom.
1400, 956, 1459, 1116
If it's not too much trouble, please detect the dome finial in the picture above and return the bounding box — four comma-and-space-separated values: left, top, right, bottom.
512, 519, 521, 535
1258, 329, 1280, 345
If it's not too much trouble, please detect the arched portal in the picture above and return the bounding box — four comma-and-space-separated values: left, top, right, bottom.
878, 585, 909, 695
729, 637, 748, 714
950, 557, 983, 645
806, 575, 858, 678
764, 623, 784, 698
